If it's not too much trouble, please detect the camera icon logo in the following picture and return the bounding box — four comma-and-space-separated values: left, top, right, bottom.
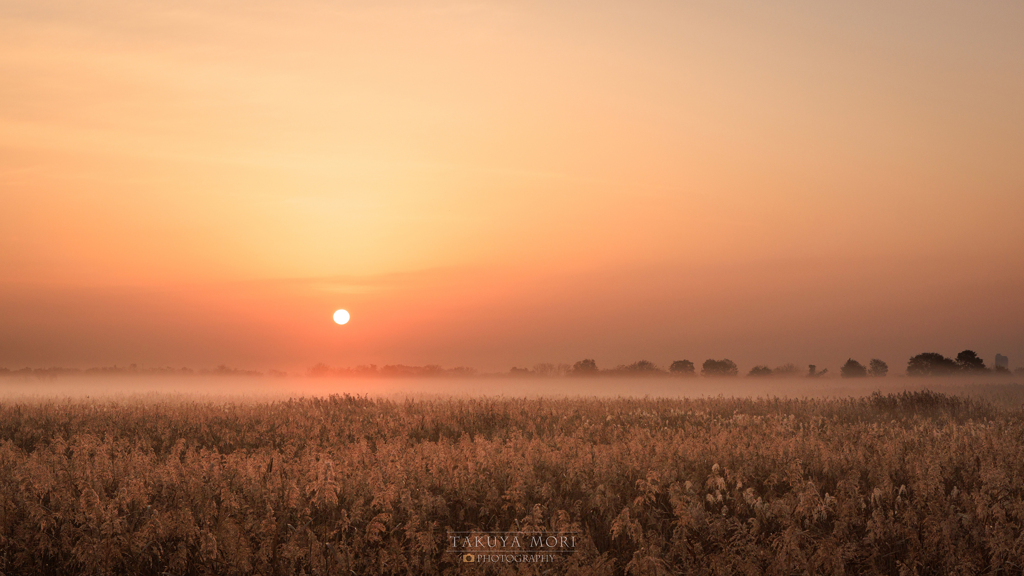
462, 554, 476, 563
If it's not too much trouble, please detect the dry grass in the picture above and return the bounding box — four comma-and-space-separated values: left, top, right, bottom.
0, 388, 1022, 575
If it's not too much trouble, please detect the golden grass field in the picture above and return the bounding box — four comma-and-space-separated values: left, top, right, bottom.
0, 381, 1022, 575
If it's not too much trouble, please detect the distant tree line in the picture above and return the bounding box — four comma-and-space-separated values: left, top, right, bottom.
3, 350, 1019, 380
905, 350, 1013, 376
510, 351, 1020, 379
0, 364, 277, 378
838, 359, 889, 378
559, 358, 841, 378
512, 358, 841, 378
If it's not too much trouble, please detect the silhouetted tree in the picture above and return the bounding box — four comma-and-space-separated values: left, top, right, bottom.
955, 350, 988, 373
622, 358, 663, 373
669, 360, 695, 376
572, 359, 599, 375
773, 363, 801, 377
907, 353, 959, 376
840, 359, 867, 378
447, 366, 478, 377
868, 359, 888, 377
748, 365, 772, 377
532, 363, 557, 377
356, 364, 380, 376
629, 360, 660, 372
702, 359, 738, 377
309, 363, 332, 377
807, 365, 828, 378
612, 360, 664, 375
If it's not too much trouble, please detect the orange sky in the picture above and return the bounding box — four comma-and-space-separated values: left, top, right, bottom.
2, 0, 1023, 373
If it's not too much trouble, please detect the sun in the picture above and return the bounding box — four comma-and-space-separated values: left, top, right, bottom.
333, 309, 350, 325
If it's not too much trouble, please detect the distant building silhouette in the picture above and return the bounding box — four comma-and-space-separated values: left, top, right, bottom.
995, 354, 1008, 369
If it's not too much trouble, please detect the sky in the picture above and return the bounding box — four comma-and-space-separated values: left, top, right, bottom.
2, 0, 1023, 374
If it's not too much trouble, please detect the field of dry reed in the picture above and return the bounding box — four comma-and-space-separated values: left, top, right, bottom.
1, 387, 1022, 575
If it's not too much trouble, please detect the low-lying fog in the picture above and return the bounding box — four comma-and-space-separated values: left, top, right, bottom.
0, 375, 1020, 403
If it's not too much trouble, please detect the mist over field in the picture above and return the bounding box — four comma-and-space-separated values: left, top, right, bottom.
1, 374, 1022, 404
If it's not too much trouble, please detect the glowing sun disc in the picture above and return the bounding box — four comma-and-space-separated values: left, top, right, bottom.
333, 309, 350, 325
